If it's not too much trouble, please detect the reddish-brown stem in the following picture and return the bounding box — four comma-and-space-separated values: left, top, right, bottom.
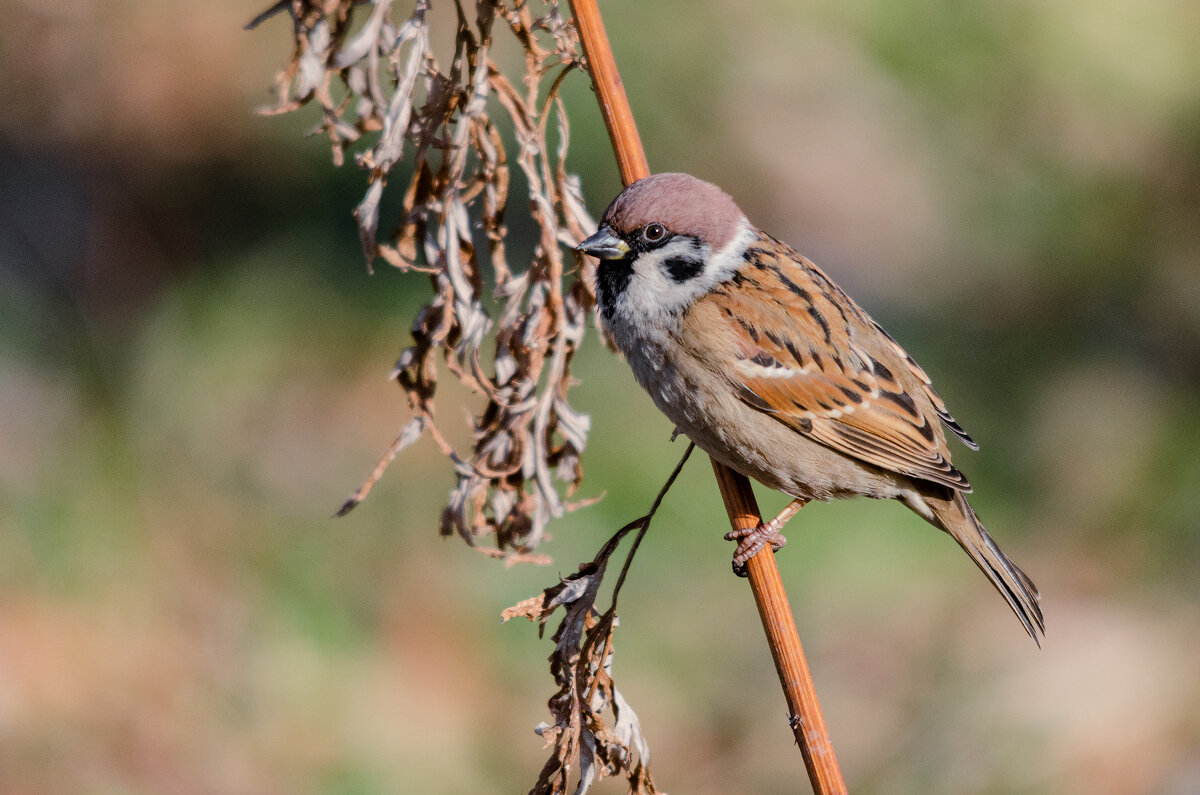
568, 3, 649, 187
712, 462, 846, 793
568, 1, 847, 792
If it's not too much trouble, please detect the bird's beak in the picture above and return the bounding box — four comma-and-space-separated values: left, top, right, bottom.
575, 226, 630, 260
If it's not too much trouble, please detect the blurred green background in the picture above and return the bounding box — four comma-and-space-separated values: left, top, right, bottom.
3, 0, 1199, 792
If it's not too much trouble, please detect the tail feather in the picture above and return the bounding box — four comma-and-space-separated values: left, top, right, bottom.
924, 491, 1044, 644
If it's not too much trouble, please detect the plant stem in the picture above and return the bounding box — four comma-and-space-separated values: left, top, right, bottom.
711, 461, 846, 794
567, 1, 847, 791
568, 2, 649, 187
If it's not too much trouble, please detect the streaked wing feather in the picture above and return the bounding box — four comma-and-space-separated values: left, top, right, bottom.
705, 234, 973, 492
870, 319, 979, 450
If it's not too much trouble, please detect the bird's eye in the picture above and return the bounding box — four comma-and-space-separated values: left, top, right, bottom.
642, 223, 667, 243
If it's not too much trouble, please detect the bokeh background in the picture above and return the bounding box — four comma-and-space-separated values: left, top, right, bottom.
3, 0, 1199, 792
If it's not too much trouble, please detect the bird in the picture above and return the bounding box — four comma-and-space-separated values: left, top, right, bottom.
575, 172, 1043, 642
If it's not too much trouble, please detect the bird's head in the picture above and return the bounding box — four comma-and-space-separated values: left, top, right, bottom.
576, 173, 752, 327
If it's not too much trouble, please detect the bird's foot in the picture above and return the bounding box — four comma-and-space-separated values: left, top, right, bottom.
724, 498, 807, 577
726, 522, 787, 576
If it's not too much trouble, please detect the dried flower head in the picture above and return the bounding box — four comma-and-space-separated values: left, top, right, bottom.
253, 0, 599, 560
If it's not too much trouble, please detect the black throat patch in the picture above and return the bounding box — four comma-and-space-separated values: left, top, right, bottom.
596, 257, 635, 321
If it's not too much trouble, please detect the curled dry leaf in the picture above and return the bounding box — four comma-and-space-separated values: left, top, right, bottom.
253, 0, 599, 559
499, 572, 590, 626
523, 532, 658, 795
505, 445, 690, 795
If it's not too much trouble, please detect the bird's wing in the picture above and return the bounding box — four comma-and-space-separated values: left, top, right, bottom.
868, 318, 978, 450
691, 234, 973, 492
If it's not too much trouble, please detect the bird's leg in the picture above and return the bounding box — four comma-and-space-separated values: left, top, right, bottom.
725, 498, 808, 576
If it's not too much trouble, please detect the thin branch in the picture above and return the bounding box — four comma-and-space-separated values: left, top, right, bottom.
566, 2, 648, 187
609, 442, 693, 609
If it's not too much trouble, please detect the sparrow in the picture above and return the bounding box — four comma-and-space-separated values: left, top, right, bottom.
575, 172, 1043, 642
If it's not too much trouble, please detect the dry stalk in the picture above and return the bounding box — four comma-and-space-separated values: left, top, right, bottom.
503, 444, 693, 795
251, 0, 598, 560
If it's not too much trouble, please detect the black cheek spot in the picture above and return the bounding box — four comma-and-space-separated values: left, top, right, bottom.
662, 255, 705, 283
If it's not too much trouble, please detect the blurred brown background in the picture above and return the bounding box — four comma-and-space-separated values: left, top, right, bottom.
2, 1, 1199, 792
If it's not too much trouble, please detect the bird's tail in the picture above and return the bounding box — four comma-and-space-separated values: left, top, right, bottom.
924, 491, 1044, 644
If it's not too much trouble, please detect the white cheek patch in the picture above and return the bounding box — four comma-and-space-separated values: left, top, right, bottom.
613, 217, 755, 327
703, 218, 756, 285
624, 242, 709, 318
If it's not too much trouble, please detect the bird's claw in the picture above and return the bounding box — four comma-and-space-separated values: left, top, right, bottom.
725, 520, 787, 577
